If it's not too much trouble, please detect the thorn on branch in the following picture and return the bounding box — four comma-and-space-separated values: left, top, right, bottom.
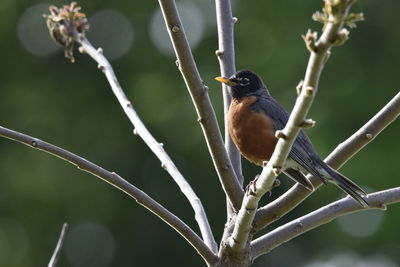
305, 86, 315, 96
97, 47, 103, 54
275, 130, 288, 140
223, 164, 231, 171
31, 140, 38, 147
175, 60, 180, 68
295, 220, 304, 230
299, 119, 316, 128
133, 128, 138, 135
365, 132, 373, 140
171, 25, 180, 33
232, 17, 238, 24
98, 64, 105, 71
215, 50, 224, 57
302, 30, 318, 53
296, 80, 304, 95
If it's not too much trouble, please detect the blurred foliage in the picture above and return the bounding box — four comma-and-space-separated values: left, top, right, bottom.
0, 0, 399, 266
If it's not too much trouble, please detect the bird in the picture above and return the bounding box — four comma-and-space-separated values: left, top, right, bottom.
215, 69, 368, 207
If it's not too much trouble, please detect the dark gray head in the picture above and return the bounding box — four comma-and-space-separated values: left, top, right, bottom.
215, 69, 268, 98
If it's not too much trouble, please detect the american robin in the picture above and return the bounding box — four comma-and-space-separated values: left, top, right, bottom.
215, 69, 368, 207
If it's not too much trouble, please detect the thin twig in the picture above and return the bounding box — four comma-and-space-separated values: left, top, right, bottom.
157, 0, 244, 212
253, 91, 400, 231
251, 187, 400, 259
0, 126, 217, 264
228, 1, 356, 253
48, 223, 69, 267
77, 36, 217, 253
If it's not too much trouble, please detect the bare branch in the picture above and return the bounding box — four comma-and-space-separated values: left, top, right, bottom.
77, 36, 217, 254
251, 187, 400, 259
158, 0, 244, 211
48, 223, 68, 267
215, 0, 242, 232
44, 3, 217, 253
228, 0, 357, 253
0, 126, 217, 264
215, 0, 242, 183
254, 91, 400, 231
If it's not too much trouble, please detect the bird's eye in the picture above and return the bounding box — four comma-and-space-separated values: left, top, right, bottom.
240, 77, 250, 86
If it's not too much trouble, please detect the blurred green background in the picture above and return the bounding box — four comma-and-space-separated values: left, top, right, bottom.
0, 0, 399, 266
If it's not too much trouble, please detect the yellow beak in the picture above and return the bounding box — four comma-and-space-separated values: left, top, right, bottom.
215, 76, 237, 86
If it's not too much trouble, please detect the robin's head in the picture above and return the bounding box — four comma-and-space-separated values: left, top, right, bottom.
215, 70, 267, 98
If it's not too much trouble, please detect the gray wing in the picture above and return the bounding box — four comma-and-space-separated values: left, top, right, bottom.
251, 92, 326, 182
251, 91, 368, 206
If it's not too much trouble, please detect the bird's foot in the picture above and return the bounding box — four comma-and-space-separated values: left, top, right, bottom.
245, 175, 281, 197
273, 178, 281, 188
267, 178, 281, 196
245, 174, 260, 196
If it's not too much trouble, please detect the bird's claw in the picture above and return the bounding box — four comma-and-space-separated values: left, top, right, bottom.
245, 174, 260, 196
267, 178, 281, 197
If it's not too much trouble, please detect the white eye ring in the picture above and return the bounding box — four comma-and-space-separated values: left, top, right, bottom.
240, 78, 250, 86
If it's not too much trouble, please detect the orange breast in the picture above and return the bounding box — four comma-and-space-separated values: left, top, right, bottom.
228, 97, 278, 166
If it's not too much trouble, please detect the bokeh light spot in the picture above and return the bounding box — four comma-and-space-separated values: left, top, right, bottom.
337, 209, 385, 237
17, 3, 59, 57
0, 218, 28, 266
304, 252, 399, 267
0, 0, 13, 11
150, 2, 204, 56
88, 9, 134, 60
65, 222, 116, 267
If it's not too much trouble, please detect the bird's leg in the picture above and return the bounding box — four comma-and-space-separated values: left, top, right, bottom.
245, 161, 270, 195
266, 178, 281, 197
273, 178, 281, 188
245, 174, 281, 197
245, 174, 259, 196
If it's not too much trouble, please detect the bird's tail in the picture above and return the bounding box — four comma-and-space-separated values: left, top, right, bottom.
318, 162, 369, 208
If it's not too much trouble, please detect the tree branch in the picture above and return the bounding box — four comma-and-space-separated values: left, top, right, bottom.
215, 0, 242, 184
227, 0, 357, 254
0, 126, 217, 265
157, 0, 244, 211
48, 223, 68, 267
253, 91, 400, 231
251, 187, 400, 259
44, 2, 218, 253
215, 0, 242, 235
77, 36, 217, 253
